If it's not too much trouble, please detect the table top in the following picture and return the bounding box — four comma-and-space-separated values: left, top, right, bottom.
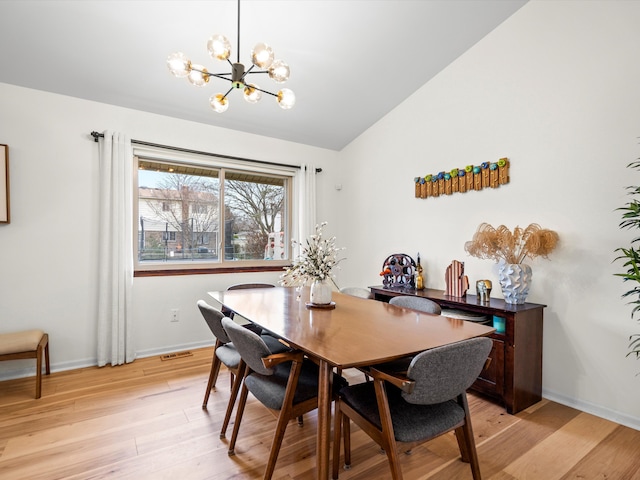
209, 286, 495, 369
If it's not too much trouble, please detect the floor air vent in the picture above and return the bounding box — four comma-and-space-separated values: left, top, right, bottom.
160, 351, 193, 361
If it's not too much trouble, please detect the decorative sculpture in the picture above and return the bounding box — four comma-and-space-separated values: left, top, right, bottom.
476, 279, 492, 304
380, 254, 416, 289
444, 260, 469, 298
414, 158, 510, 199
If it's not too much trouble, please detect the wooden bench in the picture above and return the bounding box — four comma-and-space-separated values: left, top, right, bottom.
0, 330, 50, 399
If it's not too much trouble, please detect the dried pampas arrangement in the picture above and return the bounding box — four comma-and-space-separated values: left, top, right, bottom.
464, 223, 559, 264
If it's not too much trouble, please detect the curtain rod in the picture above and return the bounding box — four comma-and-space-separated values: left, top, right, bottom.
90, 131, 322, 173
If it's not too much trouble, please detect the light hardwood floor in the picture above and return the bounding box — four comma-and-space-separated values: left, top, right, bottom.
0, 347, 638, 480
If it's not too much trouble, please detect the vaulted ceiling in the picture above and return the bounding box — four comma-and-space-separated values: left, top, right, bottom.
0, 0, 528, 151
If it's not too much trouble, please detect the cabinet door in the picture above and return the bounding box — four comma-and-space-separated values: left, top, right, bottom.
472, 337, 505, 398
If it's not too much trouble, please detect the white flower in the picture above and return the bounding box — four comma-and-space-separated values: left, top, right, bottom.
280, 222, 345, 288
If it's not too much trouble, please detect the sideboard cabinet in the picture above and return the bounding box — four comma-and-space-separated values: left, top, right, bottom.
369, 286, 546, 414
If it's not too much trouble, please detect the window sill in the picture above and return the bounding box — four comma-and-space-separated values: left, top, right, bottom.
134, 264, 290, 277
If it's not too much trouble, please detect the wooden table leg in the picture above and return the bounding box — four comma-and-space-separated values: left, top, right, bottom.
316, 360, 331, 479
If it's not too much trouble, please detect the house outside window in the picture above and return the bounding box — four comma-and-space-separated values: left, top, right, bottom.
134, 148, 294, 274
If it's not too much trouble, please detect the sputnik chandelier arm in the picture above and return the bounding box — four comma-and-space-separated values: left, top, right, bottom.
167, 0, 295, 113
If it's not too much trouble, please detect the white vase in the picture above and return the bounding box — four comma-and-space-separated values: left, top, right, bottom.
498, 263, 532, 304
310, 279, 332, 305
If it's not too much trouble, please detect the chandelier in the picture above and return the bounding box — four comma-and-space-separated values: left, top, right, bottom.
166, 0, 295, 113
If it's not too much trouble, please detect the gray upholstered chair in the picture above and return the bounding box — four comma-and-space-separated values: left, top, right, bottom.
197, 300, 287, 437
221, 316, 347, 480
332, 336, 492, 480
339, 287, 374, 300
227, 282, 276, 290
388, 295, 442, 315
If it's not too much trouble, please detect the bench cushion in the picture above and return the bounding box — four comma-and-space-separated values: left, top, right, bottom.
0, 329, 45, 355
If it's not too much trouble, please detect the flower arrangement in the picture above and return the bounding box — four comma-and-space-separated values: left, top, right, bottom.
464, 223, 559, 264
280, 222, 344, 288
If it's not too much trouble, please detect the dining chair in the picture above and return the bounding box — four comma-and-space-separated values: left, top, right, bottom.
221, 316, 348, 480
388, 295, 442, 315
339, 286, 374, 323
227, 282, 276, 290
339, 287, 374, 299
332, 336, 492, 480
197, 300, 288, 437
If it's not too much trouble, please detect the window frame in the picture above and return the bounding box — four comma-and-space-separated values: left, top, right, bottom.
132, 146, 295, 277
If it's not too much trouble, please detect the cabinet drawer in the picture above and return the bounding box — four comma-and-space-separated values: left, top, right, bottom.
472, 337, 504, 398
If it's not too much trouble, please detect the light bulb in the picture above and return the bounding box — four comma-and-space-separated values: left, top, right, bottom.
243, 84, 262, 104
210, 93, 229, 113
207, 34, 231, 61
167, 52, 191, 77
268, 59, 290, 83
187, 64, 209, 87
251, 42, 274, 69
277, 88, 296, 110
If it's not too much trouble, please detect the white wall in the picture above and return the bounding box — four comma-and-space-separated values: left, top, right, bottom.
1, 0, 638, 432
0, 84, 338, 373
332, 0, 640, 429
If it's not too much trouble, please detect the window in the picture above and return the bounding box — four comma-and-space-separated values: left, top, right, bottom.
134, 148, 294, 274
191, 203, 208, 215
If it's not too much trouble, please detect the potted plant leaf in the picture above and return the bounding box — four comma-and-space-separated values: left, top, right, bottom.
614, 160, 640, 362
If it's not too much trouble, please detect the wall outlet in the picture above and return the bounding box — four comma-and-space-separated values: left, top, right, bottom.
170, 308, 179, 322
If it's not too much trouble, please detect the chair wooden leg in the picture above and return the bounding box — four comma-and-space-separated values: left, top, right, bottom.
343, 416, 351, 468
331, 408, 352, 479
262, 359, 303, 480
202, 341, 223, 408
44, 335, 50, 375
332, 401, 342, 479
228, 377, 250, 456
263, 409, 291, 480
34, 333, 49, 399
373, 378, 403, 480
455, 426, 471, 463
220, 361, 245, 438
455, 394, 482, 480
36, 343, 43, 400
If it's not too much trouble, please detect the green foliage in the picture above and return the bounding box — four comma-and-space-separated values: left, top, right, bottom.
614, 160, 640, 362
629, 334, 640, 360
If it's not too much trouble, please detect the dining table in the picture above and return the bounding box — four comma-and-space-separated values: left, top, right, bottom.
208, 286, 495, 480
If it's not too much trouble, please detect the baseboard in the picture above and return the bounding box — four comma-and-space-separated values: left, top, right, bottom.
0, 340, 214, 382
135, 340, 213, 360
543, 388, 640, 431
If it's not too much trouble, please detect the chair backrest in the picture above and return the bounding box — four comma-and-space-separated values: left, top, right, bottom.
227, 283, 276, 290
221, 316, 274, 376
403, 337, 492, 405
197, 300, 232, 344
389, 295, 442, 315
340, 287, 373, 299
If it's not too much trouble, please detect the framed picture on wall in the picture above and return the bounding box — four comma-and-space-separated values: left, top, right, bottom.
0, 144, 9, 223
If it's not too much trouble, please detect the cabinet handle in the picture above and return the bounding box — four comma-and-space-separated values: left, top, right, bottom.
483, 357, 492, 370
